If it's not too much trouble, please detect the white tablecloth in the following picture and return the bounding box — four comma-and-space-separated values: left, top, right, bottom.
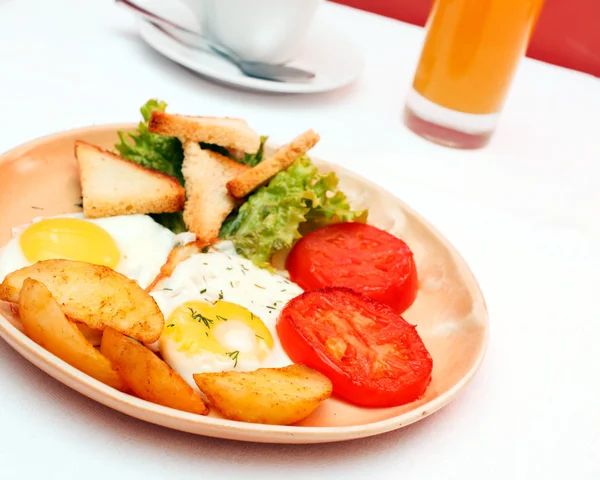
0, 0, 598, 478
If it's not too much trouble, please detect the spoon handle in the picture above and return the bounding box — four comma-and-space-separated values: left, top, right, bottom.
115, 0, 316, 82
115, 0, 242, 63
116, 0, 196, 34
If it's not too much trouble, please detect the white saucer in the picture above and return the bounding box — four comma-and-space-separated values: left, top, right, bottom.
137, 1, 364, 94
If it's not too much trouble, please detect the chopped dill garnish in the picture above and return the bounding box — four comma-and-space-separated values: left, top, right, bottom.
188, 307, 213, 329
225, 350, 240, 367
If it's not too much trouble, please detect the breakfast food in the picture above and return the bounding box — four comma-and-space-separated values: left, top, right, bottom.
75, 141, 185, 219
219, 155, 368, 267
226, 129, 320, 198
150, 241, 303, 388
19, 278, 126, 391
193, 365, 332, 425
75, 323, 103, 347
0, 259, 164, 343
277, 288, 432, 407
181, 140, 249, 243
101, 328, 209, 415
286, 222, 419, 314
0, 98, 434, 426
0, 212, 190, 289
149, 111, 261, 154
145, 239, 208, 292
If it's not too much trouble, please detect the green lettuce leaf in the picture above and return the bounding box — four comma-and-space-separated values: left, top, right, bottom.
115, 99, 187, 233
238, 136, 268, 167
220, 155, 367, 266
114, 100, 270, 234
115, 100, 363, 242
302, 170, 368, 232
115, 99, 184, 185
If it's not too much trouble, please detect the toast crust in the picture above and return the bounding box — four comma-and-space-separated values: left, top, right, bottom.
74, 141, 185, 219
149, 111, 261, 154
226, 130, 320, 198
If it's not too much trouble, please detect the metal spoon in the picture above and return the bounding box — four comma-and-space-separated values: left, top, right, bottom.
116, 0, 316, 83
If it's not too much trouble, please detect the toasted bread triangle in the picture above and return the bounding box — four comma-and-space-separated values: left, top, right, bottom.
149, 111, 261, 154
181, 141, 250, 243
227, 129, 320, 198
75, 141, 185, 219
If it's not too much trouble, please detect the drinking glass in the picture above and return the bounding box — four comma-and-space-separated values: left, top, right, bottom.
404, 0, 546, 149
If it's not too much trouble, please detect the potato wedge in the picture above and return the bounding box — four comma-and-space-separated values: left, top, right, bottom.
19, 278, 126, 391
0, 259, 164, 343
75, 323, 103, 347
100, 328, 208, 415
193, 365, 332, 425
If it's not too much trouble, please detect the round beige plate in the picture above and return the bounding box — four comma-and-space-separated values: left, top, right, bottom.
0, 125, 488, 444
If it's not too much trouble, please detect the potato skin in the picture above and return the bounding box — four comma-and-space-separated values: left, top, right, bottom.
100, 328, 209, 415
18, 278, 126, 391
193, 365, 332, 425
0, 259, 164, 343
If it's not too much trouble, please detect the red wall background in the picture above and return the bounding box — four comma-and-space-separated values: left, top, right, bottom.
332, 0, 600, 77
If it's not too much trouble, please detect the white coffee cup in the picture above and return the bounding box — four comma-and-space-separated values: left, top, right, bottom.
180, 0, 323, 64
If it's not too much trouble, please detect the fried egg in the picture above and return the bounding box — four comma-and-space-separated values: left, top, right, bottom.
150, 241, 303, 389
0, 213, 194, 289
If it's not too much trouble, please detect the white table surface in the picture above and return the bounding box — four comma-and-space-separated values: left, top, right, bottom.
1, 0, 599, 478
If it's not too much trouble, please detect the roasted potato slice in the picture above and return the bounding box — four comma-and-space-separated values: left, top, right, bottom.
75, 323, 103, 347
18, 278, 126, 391
0, 259, 164, 343
100, 328, 209, 415
193, 364, 332, 425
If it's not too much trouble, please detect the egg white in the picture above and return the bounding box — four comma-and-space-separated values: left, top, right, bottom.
0, 213, 194, 289
150, 241, 303, 389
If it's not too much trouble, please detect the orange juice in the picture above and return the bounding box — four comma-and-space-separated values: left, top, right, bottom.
413, 0, 545, 115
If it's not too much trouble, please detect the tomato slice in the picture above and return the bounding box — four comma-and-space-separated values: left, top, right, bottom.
286, 222, 418, 314
277, 287, 432, 408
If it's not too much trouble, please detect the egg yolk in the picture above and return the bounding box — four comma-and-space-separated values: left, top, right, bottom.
163, 300, 274, 364
19, 218, 120, 268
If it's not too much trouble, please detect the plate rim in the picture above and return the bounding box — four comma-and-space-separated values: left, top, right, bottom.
0, 124, 489, 444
